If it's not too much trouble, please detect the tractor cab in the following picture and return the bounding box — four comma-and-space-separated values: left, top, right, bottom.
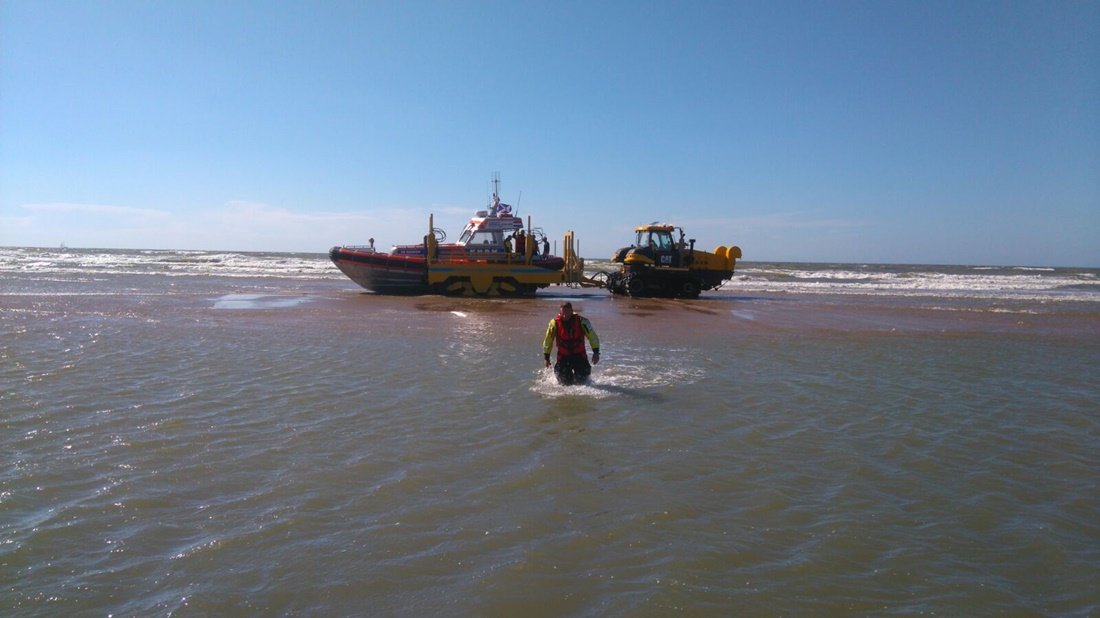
617, 224, 693, 268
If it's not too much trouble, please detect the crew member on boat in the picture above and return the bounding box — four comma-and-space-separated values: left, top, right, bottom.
542, 302, 600, 385
514, 230, 526, 256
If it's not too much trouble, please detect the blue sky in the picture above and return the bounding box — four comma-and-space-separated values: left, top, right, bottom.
2, 1, 1097, 266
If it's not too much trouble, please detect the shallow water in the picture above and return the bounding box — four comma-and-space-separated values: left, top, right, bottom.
2, 250, 1099, 616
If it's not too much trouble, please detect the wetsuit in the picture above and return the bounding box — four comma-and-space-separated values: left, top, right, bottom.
542, 312, 600, 385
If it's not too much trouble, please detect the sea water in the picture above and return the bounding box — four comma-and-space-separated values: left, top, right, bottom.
2, 247, 1098, 616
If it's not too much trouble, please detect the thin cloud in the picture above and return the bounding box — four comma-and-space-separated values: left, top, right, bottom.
21, 202, 173, 220
685, 212, 870, 231
189, 201, 432, 251
2, 200, 432, 252
201, 201, 425, 230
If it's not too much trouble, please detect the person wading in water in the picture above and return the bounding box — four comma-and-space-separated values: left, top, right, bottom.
542, 302, 600, 385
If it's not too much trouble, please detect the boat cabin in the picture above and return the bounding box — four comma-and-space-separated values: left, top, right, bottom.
458, 211, 523, 247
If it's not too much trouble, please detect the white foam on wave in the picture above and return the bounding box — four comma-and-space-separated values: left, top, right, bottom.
4, 248, 1097, 303
0, 247, 339, 280
729, 264, 1100, 302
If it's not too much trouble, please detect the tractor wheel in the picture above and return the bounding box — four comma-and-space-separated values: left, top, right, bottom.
680, 279, 700, 298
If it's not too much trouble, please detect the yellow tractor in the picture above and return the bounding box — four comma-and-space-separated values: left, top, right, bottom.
606, 223, 741, 298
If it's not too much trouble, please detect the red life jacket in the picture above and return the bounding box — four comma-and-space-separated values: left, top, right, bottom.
554, 314, 587, 360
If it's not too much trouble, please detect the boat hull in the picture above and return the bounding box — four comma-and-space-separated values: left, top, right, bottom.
330, 247, 429, 294
330, 247, 566, 296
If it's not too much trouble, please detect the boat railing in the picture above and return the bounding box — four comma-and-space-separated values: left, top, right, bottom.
435, 251, 545, 266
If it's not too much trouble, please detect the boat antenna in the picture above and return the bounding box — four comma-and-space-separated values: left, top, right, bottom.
490, 172, 502, 215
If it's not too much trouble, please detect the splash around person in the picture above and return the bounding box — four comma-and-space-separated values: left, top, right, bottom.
542, 302, 600, 385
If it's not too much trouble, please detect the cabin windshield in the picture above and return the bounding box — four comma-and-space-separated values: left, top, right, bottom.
463, 229, 502, 247
637, 230, 673, 250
